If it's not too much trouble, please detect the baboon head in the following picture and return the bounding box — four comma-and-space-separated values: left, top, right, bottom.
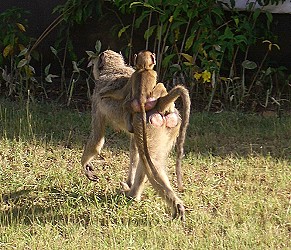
97, 50, 127, 71
134, 50, 156, 70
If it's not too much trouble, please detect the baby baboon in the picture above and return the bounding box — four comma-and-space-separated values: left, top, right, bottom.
100, 50, 174, 132
125, 50, 158, 133
81, 49, 189, 220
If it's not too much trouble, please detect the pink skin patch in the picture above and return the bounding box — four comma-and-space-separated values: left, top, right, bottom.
145, 98, 157, 111
131, 97, 179, 128
165, 113, 179, 128
149, 113, 165, 127
131, 98, 157, 112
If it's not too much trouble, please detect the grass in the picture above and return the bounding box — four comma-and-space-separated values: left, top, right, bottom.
0, 98, 290, 249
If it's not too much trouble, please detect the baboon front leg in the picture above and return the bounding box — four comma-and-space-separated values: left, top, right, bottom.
81, 109, 106, 181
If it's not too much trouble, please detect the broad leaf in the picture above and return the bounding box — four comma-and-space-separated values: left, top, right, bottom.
180, 53, 193, 63
242, 60, 257, 70
17, 59, 28, 68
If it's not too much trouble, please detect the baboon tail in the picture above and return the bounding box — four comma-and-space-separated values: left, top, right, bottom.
141, 105, 160, 180
176, 86, 191, 191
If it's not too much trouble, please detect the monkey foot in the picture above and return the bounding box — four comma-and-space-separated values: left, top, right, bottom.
84, 165, 99, 182
165, 113, 179, 128
120, 181, 131, 192
173, 203, 186, 221
149, 113, 165, 127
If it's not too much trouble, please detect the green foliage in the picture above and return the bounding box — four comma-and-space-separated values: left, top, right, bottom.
53, 0, 103, 24
32, 1, 105, 105
52, 0, 104, 62
0, 7, 39, 99
0, 1, 289, 111
0, 7, 30, 66
114, 0, 289, 111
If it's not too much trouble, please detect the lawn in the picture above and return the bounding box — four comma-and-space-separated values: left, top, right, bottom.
0, 99, 290, 249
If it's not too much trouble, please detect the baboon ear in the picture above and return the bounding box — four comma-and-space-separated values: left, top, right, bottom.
97, 52, 105, 69
151, 53, 156, 65
134, 54, 138, 66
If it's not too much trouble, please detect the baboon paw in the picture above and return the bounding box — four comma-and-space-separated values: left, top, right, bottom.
84, 165, 99, 182
165, 113, 180, 128
149, 113, 165, 127
173, 203, 186, 221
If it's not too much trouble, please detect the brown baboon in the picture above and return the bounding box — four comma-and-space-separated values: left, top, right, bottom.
81, 50, 135, 181
120, 83, 191, 219
124, 50, 158, 133
101, 51, 190, 191
81, 49, 190, 220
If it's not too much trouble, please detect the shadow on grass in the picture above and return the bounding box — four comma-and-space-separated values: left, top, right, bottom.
0, 99, 290, 160
0, 98, 129, 150
0, 186, 142, 227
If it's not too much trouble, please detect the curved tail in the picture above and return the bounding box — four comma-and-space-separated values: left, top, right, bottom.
156, 85, 191, 191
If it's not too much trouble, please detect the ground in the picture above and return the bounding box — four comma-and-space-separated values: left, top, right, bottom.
0, 99, 290, 249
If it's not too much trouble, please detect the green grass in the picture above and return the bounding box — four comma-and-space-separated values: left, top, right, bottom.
0, 99, 290, 249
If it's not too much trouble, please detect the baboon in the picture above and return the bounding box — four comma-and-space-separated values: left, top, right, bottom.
81, 50, 135, 181
101, 51, 189, 191
125, 83, 190, 219
81, 49, 190, 220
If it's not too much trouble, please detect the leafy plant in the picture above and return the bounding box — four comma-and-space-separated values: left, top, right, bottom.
44, 40, 101, 106
0, 7, 38, 99
114, 0, 287, 111
52, 0, 104, 66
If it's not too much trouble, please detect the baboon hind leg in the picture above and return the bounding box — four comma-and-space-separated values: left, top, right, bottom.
152, 83, 175, 112
152, 83, 168, 99
81, 109, 106, 181
141, 158, 185, 220
133, 115, 185, 220
125, 136, 139, 188
126, 161, 148, 200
